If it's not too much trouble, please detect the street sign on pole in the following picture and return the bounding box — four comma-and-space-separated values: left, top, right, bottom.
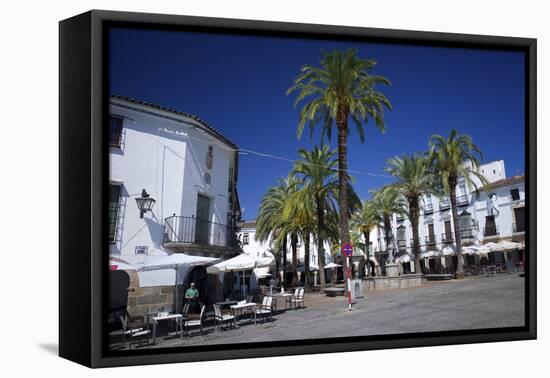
342, 242, 353, 257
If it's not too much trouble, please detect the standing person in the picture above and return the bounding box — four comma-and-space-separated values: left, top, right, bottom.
269, 276, 276, 295
184, 282, 199, 313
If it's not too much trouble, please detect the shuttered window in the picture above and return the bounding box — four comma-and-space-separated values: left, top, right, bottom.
109, 115, 123, 147
109, 184, 121, 243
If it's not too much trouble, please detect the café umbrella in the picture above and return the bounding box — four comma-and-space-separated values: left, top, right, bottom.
207, 253, 274, 298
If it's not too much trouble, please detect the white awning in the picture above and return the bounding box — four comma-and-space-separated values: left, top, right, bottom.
137, 253, 220, 272
440, 245, 456, 256
397, 254, 412, 263
324, 262, 342, 269
421, 250, 436, 259
207, 253, 274, 274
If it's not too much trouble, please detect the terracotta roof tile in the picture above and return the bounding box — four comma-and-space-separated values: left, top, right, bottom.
477, 174, 525, 192
110, 95, 238, 149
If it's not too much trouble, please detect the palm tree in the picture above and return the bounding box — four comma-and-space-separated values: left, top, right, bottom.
350, 200, 378, 275
429, 129, 488, 279
282, 187, 317, 290
385, 154, 437, 274
256, 175, 300, 286
371, 188, 407, 269
291, 145, 339, 290
287, 48, 392, 259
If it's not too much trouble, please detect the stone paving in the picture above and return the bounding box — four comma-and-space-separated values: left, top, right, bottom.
112, 274, 525, 350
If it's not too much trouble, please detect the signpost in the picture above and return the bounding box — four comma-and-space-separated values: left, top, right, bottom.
342, 241, 353, 311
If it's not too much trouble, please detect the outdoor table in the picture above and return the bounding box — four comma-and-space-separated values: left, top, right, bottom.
230, 302, 257, 326
216, 300, 238, 307
151, 313, 184, 344
272, 293, 293, 311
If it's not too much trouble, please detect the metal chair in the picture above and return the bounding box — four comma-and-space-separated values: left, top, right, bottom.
213, 304, 236, 330
184, 305, 205, 336
255, 296, 273, 323
290, 288, 305, 309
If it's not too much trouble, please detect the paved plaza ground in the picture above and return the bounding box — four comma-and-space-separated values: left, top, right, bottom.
113, 273, 525, 350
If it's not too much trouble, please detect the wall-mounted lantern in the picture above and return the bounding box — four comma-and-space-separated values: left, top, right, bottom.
135, 189, 155, 218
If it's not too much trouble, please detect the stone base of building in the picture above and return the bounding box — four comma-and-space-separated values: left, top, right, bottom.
363, 274, 423, 292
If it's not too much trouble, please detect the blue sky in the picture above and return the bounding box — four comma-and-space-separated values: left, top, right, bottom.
110, 28, 525, 220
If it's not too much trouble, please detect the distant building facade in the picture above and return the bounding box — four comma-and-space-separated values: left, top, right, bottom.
369, 160, 525, 274
237, 220, 334, 287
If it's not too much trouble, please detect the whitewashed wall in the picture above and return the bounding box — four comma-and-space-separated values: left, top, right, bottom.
109, 99, 235, 258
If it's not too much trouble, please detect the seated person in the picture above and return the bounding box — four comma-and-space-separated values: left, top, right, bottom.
184, 282, 200, 313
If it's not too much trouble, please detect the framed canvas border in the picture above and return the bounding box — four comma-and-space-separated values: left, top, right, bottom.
59, 10, 537, 368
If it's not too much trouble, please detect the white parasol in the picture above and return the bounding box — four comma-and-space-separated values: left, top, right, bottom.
207, 253, 274, 297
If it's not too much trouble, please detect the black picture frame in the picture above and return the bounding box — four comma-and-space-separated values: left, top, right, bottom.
59, 9, 537, 368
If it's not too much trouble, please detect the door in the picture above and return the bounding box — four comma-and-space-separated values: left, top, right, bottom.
514, 207, 525, 232
427, 223, 435, 243
195, 194, 210, 243
485, 215, 497, 236
444, 220, 452, 239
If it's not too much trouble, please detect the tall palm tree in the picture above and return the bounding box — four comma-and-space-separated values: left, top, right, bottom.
291, 145, 339, 290
429, 129, 488, 279
283, 187, 317, 290
385, 154, 437, 274
256, 175, 300, 285
287, 48, 392, 260
350, 200, 378, 275
371, 188, 407, 269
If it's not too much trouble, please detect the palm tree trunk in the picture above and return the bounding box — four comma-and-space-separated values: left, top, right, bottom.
384, 217, 393, 265
336, 107, 351, 292
282, 235, 287, 286
449, 184, 464, 278
291, 233, 298, 287
316, 194, 327, 290
304, 231, 310, 291
409, 201, 422, 274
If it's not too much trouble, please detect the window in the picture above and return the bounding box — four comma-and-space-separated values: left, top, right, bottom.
510, 188, 520, 201
243, 233, 249, 245
397, 226, 406, 241
109, 115, 123, 147
109, 184, 122, 243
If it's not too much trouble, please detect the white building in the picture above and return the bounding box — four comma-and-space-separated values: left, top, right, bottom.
237, 220, 334, 287
370, 160, 525, 274
108, 95, 241, 315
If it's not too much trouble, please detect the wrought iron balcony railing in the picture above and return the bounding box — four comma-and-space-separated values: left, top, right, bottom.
460, 228, 474, 239
425, 235, 437, 246
163, 215, 234, 248
456, 195, 469, 206
423, 204, 434, 214
484, 226, 499, 237
439, 199, 450, 211
397, 239, 407, 249
441, 232, 454, 243
512, 223, 525, 233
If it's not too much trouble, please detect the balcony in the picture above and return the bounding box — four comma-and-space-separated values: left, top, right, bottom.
397, 239, 407, 250
163, 215, 238, 255
423, 203, 434, 214
441, 232, 454, 243
460, 228, 474, 239
484, 226, 499, 237
439, 199, 450, 211
425, 235, 437, 246
396, 213, 406, 222
456, 195, 469, 206
512, 223, 525, 234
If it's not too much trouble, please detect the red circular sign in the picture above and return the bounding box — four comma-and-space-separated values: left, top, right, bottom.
342, 242, 353, 257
